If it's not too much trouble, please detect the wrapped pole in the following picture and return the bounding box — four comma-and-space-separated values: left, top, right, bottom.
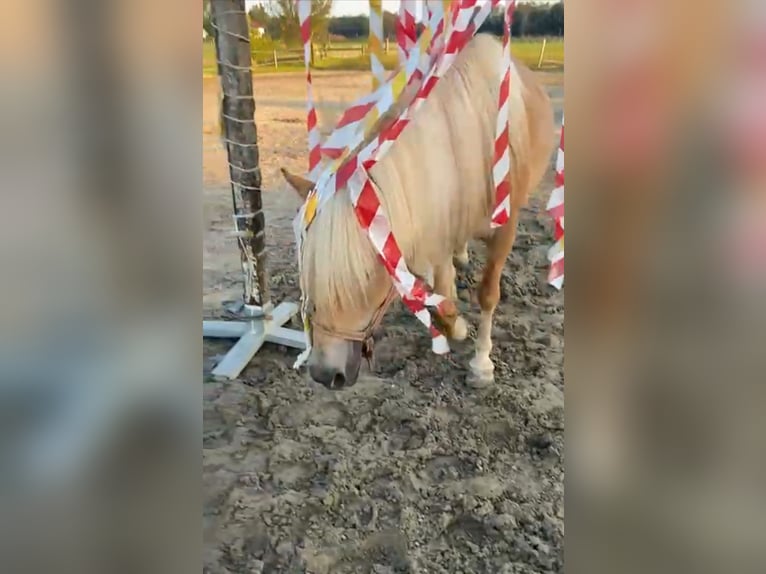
490, 0, 516, 228
369, 0, 386, 89
297, 0, 322, 180
396, 0, 418, 66
547, 118, 565, 289
211, 0, 269, 308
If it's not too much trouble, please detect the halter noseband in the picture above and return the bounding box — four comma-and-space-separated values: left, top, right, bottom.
309, 287, 398, 358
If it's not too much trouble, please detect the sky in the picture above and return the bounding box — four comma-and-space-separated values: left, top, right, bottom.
243, 1, 407, 18
245, 1, 556, 19
334, 1, 399, 17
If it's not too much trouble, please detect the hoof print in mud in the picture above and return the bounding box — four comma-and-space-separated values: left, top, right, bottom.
527, 432, 557, 457
467, 371, 495, 388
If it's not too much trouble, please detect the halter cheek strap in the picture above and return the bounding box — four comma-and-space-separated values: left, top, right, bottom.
309, 287, 398, 347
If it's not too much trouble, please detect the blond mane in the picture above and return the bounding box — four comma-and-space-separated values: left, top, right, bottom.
301, 71, 417, 314
302, 34, 531, 315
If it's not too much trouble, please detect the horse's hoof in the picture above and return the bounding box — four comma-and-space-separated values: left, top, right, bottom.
450, 316, 468, 341
467, 369, 494, 388
467, 358, 494, 388
453, 257, 469, 268
453, 252, 470, 268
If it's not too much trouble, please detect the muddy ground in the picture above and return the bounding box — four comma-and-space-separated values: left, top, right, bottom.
203, 71, 564, 574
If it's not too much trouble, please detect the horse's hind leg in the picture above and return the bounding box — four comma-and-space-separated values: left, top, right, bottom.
434, 260, 468, 341
468, 212, 520, 387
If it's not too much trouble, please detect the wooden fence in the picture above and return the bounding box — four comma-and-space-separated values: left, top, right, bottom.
251, 39, 392, 70
208, 37, 562, 73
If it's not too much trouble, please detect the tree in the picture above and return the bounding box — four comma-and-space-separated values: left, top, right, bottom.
268, 0, 333, 47
328, 15, 369, 38
248, 3, 280, 39
382, 10, 397, 40
248, 3, 270, 26
546, 2, 564, 36
506, 2, 565, 37
477, 6, 504, 36
475, 3, 565, 38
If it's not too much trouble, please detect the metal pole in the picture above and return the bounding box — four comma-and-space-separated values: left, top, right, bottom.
537, 37, 547, 69
211, 0, 269, 309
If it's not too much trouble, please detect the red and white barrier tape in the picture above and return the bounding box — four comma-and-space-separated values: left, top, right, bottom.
353, 0, 498, 172
425, 0, 434, 33
426, 0, 449, 56
340, 0, 499, 353
442, 0, 454, 38
397, 0, 418, 66
297, 0, 322, 180
368, 0, 386, 89
491, 0, 516, 228
294, 0, 529, 364
309, 13, 445, 223
546, 118, 565, 289
318, 1, 458, 171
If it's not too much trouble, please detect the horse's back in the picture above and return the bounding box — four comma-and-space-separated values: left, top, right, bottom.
368, 33, 551, 271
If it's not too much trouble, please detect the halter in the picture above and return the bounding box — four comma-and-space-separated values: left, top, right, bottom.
308, 287, 399, 359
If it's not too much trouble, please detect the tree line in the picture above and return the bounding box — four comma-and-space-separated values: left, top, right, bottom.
203, 1, 564, 44
328, 1, 564, 41
333, 2, 565, 39
485, 2, 564, 38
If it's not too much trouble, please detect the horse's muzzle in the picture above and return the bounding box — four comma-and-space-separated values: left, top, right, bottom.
307, 340, 362, 390
309, 364, 350, 389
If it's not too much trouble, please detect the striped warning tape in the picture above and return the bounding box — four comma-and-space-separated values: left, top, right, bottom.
397, 0, 419, 66
294, 0, 527, 365
301, 14, 444, 234
491, 0, 516, 228
339, 0, 501, 354
369, 0, 386, 90
297, 0, 321, 180
546, 119, 565, 289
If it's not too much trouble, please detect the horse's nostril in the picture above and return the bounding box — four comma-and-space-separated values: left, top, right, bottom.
309, 364, 346, 389
331, 373, 346, 389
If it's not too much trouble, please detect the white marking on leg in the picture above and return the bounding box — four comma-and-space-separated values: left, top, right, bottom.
445, 262, 457, 300
425, 266, 434, 286
452, 315, 468, 341
469, 309, 495, 376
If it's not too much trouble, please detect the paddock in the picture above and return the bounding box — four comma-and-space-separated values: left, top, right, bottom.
203, 68, 564, 572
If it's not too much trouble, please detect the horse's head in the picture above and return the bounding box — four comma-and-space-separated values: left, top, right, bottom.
281, 168, 392, 389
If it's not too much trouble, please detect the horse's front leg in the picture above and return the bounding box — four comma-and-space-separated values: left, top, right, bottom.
433, 260, 468, 341
453, 243, 470, 268
469, 214, 520, 387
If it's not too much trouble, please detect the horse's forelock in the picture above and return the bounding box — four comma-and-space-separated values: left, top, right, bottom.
301, 191, 381, 317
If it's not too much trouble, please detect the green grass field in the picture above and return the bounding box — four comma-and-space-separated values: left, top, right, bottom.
203, 38, 562, 77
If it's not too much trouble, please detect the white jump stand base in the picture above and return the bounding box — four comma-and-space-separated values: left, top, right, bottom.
203, 301, 307, 380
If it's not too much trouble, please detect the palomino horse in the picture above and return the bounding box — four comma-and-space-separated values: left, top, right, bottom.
281, 33, 555, 389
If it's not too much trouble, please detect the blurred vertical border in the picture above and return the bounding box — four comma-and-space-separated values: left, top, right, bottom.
568, 0, 766, 573
0, 0, 201, 572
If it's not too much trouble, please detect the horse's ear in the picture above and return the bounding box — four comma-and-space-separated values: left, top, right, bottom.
280, 167, 314, 200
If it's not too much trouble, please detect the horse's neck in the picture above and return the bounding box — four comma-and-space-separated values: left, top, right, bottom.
371, 81, 490, 270
343, 38, 504, 272
367, 145, 439, 275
